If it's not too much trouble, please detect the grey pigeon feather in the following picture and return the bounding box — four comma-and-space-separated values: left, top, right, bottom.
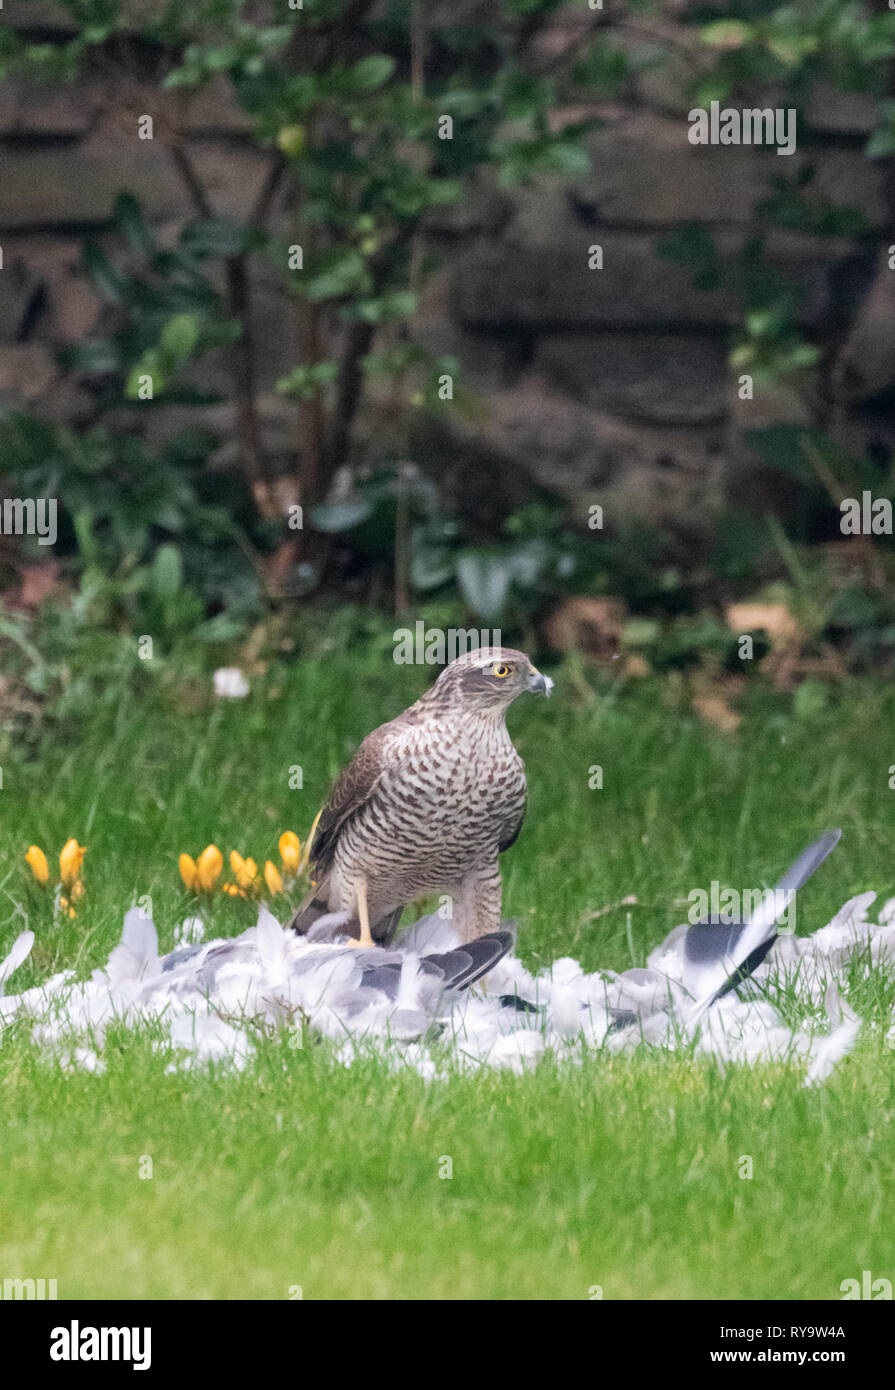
687, 830, 842, 1024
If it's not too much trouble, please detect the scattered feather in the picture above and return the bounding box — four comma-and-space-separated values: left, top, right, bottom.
0, 930, 34, 994
0, 880, 886, 1086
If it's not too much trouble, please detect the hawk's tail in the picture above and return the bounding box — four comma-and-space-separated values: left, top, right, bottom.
287, 886, 331, 935
287, 889, 404, 944
287, 809, 326, 934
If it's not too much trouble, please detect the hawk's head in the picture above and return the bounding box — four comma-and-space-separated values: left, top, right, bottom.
431, 646, 553, 712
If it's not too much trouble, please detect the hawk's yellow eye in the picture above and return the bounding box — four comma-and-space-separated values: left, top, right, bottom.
492, 663, 510, 678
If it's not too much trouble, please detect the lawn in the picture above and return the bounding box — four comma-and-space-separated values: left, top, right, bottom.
0, 651, 893, 1300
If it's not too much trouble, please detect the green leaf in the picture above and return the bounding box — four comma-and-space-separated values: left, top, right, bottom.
362, 342, 428, 377
700, 21, 753, 49
782, 343, 820, 371
159, 313, 201, 364
541, 141, 590, 178
181, 220, 255, 257
352, 290, 417, 324
657, 225, 721, 291
729, 344, 756, 369
194, 611, 249, 643
506, 538, 551, 588
439, 88, 491, 119
199, 318, 244, 351
574, 38, 630, 94
499, 70, 554, 119
113, 193, 156, 257
742, 425, 825, 481
621, 618, 661, 648
689, 74, 733, 108
126, 351, 165, 400
304, 247, 370, 301
83, 24, 113, 45
410, 537, 455, 591
62, 339, 122, 375
72, 510, 99, 566
745, 309, 782, 339
793, 680, 829, 720
455, 548, 512, 620
867, 124, 895, 159
350, 55, 396, 92
765, 32, 818, 67
123, 312, 201, 399
275, 361, 339, 400
151, 543, 183, 600
83, 240, 128, 303
310, 499, 374, 532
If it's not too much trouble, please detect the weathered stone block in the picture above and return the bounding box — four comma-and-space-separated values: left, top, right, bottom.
2, 80, 96, 135
7, 2, 77, 32
536, 333, 728, 424
0, 144, 184, 229
454, 224, 833, 332
413, 370, 725, 527
572, 113, 884, 230
179, 78, 252, 136
806, 83, 877, 136
0, 257, 45, 342
0, 343, 59, 404
3, 237, 102, 344
455, 231, 732, 329
832, 248, 895, 403
187, 142, 282, 221
424, 179, 513, 237
580, 114, 767, 227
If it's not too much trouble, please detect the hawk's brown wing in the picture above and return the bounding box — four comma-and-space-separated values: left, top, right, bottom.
498, 793, 526, 853
309, 723, 392, 875
287, 720, 403, 935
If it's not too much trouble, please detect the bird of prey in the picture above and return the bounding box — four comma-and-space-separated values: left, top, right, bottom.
288, 647, 553, 947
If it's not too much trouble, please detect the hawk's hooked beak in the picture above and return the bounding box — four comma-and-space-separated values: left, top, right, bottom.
528, 669, 553, 696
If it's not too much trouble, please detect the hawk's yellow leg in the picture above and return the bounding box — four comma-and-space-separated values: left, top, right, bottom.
345, 877, 375, 949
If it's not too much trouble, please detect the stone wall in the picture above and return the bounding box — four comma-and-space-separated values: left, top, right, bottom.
2, 3, 892, 539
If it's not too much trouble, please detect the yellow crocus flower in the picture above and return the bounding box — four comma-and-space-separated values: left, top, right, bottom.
179, 853, 198, 890
195, 844, 223, 891
26, 845, 50, 884
278, 831, 301, 874
264, 860, 283, 895
59, 838, 86, 886
179, 856, 198, 889
236, 856, 258, 890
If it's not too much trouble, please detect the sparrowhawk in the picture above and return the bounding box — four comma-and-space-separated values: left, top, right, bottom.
288, 647, 552, 946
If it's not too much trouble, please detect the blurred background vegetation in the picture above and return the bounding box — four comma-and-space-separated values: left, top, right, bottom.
1, 0, 895, 750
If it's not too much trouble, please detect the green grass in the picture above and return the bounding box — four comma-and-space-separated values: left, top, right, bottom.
1, 654, 894, 1300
